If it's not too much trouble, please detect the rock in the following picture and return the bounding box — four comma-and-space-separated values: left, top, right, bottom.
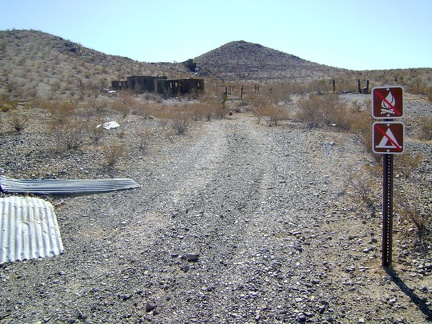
185, 253, 200, 262
145, 302, 157, 312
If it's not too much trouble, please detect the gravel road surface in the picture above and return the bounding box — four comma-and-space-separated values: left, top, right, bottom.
1, 108, 431, 323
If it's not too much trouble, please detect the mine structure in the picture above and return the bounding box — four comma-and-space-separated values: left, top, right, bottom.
111, 75, 204, 96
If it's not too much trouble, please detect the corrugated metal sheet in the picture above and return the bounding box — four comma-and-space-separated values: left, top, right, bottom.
0, 196, 64, 263
0, 176, 140, 195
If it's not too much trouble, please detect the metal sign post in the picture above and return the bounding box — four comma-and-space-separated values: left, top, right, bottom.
371, 86, 405, 268
382, 154, 393, 267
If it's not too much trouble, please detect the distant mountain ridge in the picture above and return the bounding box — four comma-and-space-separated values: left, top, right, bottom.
194, 40, 346, 82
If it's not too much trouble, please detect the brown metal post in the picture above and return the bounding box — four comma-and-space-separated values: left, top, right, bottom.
382, 154, 393, 268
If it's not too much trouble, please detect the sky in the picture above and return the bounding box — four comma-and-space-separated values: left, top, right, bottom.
1, 0, 431, 70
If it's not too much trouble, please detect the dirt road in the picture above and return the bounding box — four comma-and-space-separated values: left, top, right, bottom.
1, 114, 431, 323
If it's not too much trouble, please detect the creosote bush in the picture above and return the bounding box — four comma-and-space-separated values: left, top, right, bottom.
248, 92, 288, 126
295, 93, 353, 129
254, 104, 289, 126
137, 130, 151, 152
37, 99, 76, 125
10, 110, 29, 134
50, 119, 90, 151
171, 117, 190, 135
104, 145, 125, 167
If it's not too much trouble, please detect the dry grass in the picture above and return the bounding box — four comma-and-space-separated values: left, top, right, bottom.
50, 117, 90, 151
136, 130, 151, 152
395, 183, 432, 263
8, 110, 30, 134
103, 144, 125, 167
418, 116, 432, 140
295, 93, 359, 130
254, 104, 289, 126
394, 150, 423, 178
0, 98, 19, 112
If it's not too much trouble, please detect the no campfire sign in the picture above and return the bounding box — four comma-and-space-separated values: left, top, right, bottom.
372, 122, 405, 154
371, 86, 405, 268
372, 86, 404, 119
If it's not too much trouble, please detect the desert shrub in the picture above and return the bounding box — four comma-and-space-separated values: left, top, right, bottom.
136, 130, 151, 152
50, 79, 61, 92
171, 118, 190, 135
394, 150, 423, 178
427, 87, 432, 102
90, 118, 106, 144
50, 117, 90, 150
295, 93, 349, 129
418, 117, 432, 141
82, 98, 108, 115
30, 98, 55, 110
110, 100, 129, 117
110, 91, 142, 117
255, 104, 289, 126
22, 85, 38, 98
213, 107, 226, 120
189, 102, 214, 121
295, 94, 324, 128
197, 94, 225, 120
41, 100, 76, 125
261, 83, 291, 103
346, 170, 375, 208
248, 92, 287, 126
406, 77, 428, 94
0, 98, 18, 112
103, 144, 125, 167
350, 109, 374, 154
396, 183, 432, 263
92, 125, 104, 144
10, 110, 29, 134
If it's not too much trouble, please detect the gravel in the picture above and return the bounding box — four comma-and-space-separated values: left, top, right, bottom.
0, 94, 431, 323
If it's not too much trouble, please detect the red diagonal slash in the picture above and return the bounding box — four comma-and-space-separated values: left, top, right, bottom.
375, 125, 402, 151
375, 90, 401, 115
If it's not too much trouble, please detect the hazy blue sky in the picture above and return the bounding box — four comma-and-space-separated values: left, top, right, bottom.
1, 0, 431, 70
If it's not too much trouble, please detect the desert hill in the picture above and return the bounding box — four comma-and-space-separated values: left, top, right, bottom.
0, 29, 190, 100
193, 40, 347, 82
1, 29, 432, 100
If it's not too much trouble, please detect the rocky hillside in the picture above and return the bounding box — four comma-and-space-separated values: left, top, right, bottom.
1, 30, 432, 100
0, 29, 190, 100
194, 40, 347, 82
